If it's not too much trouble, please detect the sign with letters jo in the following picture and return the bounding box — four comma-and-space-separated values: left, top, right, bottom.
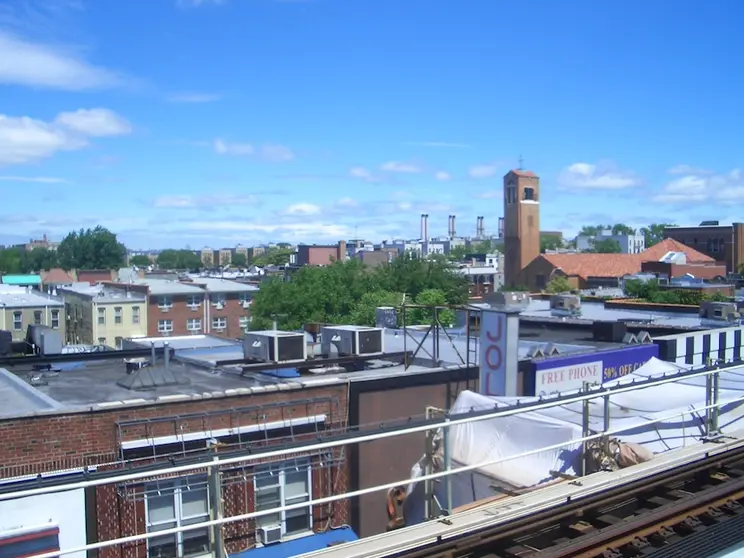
479, 310, 507, 396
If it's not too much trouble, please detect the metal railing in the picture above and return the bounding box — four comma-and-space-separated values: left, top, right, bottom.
4, 362, 743, 558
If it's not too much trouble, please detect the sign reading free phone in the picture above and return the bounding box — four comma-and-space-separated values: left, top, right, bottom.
532, 343, 659, 396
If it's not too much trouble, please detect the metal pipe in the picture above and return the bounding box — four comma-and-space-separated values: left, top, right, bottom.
208, 457, 224, 558
581, 382, 590, 476
2, 364, 742, 502
150, 341, 156, 365
23, 395, 744, 558
443, 417, 453, 515
164, 341, 170, 371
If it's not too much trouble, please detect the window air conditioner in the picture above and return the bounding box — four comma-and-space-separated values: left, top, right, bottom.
216, 303, 224, 310
320, 325, 384, 356
258, 525, 282, 545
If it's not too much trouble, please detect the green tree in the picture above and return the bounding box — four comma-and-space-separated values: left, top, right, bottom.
0, 247, 26, 273
588, 238, 622, 253
611, 224, 636, 235
410, 288, 456, 326
231, 252, 247, 267
540, 234, 563, 253
254, 248, 293, 267
249, 256, 468, 330
157, 249, 202, 270
546, 275, 571, 293
447, 239, 502, 262
57, 226, 126, 270
129, 255, 151, 267
578, 225, 607, 236
641, 223, 674, 247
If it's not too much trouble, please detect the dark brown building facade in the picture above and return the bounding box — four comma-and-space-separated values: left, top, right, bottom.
297, 241, 347, 266
503, 170, 541, 287
663, 222, 744, 273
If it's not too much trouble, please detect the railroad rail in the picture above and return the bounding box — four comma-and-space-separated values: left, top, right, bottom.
378, 445, 744, 558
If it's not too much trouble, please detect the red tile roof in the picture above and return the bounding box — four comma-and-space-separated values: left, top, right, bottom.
542, 238, 715, 279
510, 169, 538, 177
41, 268, 74, 284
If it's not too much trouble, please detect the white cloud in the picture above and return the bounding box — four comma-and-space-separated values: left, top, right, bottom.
381, 161, 421, 173
0, 108, 131, 166
0, 32, 125, 91
434, 171, 451, 181
213, 139, 294, 162
282, 203, 321, 216
153, 194, 259, 208
0, 176, 68, 183
557, 162, 642, 190
335, 197, 359, 208
468, 164, 498, 179
55, 108, 132, 137
349, 166, 380, 183
167, 92, 222, 103
261, 144, 295, 162
654, 167, 744, 204
667, 164, 713, 176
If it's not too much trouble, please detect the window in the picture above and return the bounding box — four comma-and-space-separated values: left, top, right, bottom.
523, 187, 535, 201
212, 294, 226, 307
238, 293, 251, 306
114, 306, 123, 324
34, 310, 42, 325
158, 319, 173, 333
97, 307, 106, 325
239, 316, 250, 331
186, 295, 201, 309
254, 459, 312, 538
212, 317, 226, 330
158, 296, 173, 310
98, 337, 107, 346
145, 476, 210, 558
133, 306, 141, 324
186, 318, 202, 332
51, 309, 60, 328
13, 311, 22, 331
115, 336, 123, 349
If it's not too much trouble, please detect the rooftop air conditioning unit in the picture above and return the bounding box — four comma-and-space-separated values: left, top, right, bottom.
320, 325, 384, 357
243, 331, 307, 364
258, 525, 282, 545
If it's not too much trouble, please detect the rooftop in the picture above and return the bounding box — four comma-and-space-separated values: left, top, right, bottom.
125, 278, 206, 296
184, 276, 259, 293
58, 283, 147, 303
0, 286, 64, 308
1, 274, 41, 286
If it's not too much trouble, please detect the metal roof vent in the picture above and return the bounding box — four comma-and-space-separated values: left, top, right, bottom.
623, 333, 639, 345
635, 331, 652, 344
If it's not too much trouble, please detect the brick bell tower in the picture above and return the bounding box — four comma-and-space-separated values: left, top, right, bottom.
503, 168, 540, 287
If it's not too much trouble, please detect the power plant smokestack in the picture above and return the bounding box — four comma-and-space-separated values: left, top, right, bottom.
423, 214, 429, 241
420, 214, 426, 241
448, 215, 457, 238
476, 216, 485, 238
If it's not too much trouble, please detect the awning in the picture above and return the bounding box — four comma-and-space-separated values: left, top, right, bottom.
229, 527, 358, 558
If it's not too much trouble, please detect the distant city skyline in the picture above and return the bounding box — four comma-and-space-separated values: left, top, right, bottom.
0, 0, 742, 248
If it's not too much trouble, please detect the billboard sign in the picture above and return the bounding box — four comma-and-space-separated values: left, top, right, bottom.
531, 343, 659, 396
479, 310, 506, 396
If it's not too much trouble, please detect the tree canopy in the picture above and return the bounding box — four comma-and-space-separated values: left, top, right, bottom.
57, 227, 126, 270
129, 255, 152, 267
231, 252, 247, 267
447, 239, 503, 261
0, 247, 58, 273
623, 278, 727, 305
577, 223, 674, 249
253, 247, 293, 267
588, 238, 622, 253
546, 275, 571, 293
250, 252, 469, 330
156, 249, 202, 270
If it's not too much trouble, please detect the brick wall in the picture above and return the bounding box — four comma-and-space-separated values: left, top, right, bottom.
0, 384, 350, 556
146, 292, 251, 338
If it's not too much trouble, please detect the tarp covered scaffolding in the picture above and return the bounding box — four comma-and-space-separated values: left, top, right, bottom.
402, 357, 744, 525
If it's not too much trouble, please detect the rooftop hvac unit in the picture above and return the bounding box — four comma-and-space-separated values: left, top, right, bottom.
258, 525, 282, 545
321, 325, 385, 357
243, 331, 307, 364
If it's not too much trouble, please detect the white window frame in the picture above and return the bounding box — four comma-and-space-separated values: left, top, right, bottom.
212, 294, 227, 307
51, 309, 60, 328
253, 459, 313, 539
144, 475, 210, 558
158, 319, 173, 333
239, 316, 250, 331
212, 317, 227, 330
186, 318, 202, 332
33, 310, 42, 325
12, 311, 22, 331
114, 306, 123, 325
97, 307, 106, 325
186, 295, 202, 310
158, 296, 173, 310
132, 306, 141, 324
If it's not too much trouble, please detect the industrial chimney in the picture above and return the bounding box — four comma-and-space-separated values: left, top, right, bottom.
423, 214, 429, 241
451, 214, 456, 238
420, 214, 426, 241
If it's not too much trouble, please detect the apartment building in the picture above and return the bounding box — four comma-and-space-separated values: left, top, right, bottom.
112, 278, 258, 338
58, 283, 148, 348
0, 286, 65, 341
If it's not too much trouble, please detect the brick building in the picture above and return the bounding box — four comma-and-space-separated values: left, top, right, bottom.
520, 239, 716, 290
0, 340, 350, 557
296, 242, 346, 266
663, 221, 744, 273
106, 278, 258, 338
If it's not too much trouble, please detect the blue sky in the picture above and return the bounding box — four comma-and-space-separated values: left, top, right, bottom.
0, 0, 742, 250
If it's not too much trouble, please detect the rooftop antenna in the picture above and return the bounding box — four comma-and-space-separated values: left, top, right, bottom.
518, 155, 524, 170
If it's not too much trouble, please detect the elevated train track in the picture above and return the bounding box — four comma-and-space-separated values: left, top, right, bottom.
383, 445, 744, 558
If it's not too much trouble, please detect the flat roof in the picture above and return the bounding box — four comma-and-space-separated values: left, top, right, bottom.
186, 276, 259, 293
0, 286, 64, 308
58, 283, 147, 303
128, 278, 206, 296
